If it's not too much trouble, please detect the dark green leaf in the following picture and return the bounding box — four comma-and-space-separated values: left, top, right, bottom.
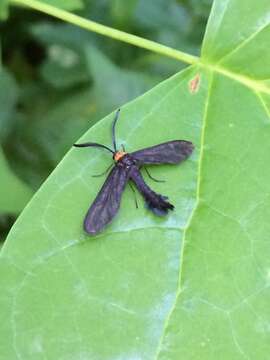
0, 68, 19, 141
0, 0, 8, 20
42, 0, 83, 11
85, 46, 161, 112
0, 147, 33, 213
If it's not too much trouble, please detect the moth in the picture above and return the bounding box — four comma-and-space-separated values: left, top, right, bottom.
74, 109, 194, 235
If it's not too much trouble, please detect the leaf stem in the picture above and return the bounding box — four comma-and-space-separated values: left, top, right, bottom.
10, 0, 199, 65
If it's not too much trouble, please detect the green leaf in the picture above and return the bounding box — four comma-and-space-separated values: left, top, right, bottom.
0, 68, 19, 141
157, 1, 270, 359
0, 65, 203, 358
0, 147, 33, 213
31, 88, 99, 165
38, 38, 88, 88
1, 1, 270, 359
134, 0, 189, 32
30, 22, 93, 48
41, 0, 83, 11
86, 45, 161, 112
2, 0, 83, 19
110, 0, 138, 28
0, 0, 9, 20
30, 22, 92, 88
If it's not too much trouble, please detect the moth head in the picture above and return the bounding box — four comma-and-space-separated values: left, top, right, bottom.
113, 151, 127, 162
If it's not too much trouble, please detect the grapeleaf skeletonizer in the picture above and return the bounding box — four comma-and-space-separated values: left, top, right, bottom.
73, 109, 194, 235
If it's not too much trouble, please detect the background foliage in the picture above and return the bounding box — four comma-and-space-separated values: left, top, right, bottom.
0, 0, 212, 241
1, 1, 270, 359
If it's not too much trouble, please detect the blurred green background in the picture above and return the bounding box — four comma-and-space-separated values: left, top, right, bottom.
0, 0, 212, 241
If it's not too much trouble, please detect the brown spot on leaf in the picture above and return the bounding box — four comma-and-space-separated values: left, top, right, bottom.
189, 73, 201, 94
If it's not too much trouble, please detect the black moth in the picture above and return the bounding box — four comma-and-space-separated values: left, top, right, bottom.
74, 109, 194, 235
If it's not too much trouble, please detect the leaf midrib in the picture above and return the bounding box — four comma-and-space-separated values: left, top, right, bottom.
154, 68, 214, 359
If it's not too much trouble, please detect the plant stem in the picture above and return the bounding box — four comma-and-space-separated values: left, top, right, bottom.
10, 0, 199, 65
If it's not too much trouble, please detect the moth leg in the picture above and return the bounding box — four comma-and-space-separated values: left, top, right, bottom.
128, 182, 138, 209
121, 144, 126, 152
144, 167, 165, 183
92, 163, 114, 178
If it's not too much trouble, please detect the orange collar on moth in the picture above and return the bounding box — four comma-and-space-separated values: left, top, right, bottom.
113, 151, 127, 162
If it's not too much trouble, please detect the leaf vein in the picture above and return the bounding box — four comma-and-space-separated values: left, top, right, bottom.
217, 19, 270, 65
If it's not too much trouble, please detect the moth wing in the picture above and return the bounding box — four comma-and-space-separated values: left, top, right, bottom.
84, 165, 129, 235
131, 140, 194, 165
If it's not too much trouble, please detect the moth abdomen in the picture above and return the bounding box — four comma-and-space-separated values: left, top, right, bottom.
145, 191, 174, 216
130, 166, 174, 216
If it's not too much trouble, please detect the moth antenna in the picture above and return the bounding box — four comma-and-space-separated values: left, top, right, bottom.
73, 142, 114, 154
112, 109, 121, 152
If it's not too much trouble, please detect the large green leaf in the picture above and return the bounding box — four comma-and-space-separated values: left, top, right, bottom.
1, 1, 270, 360
0, 65, 204, 359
